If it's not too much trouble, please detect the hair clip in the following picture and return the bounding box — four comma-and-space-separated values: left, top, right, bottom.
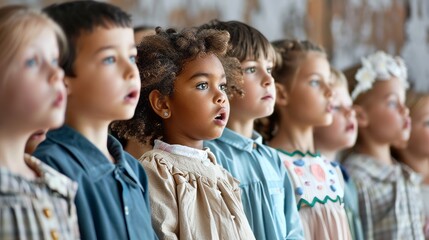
351, 51, 409, 100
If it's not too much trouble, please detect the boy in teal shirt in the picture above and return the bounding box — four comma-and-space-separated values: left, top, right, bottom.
201, 20, 304, 240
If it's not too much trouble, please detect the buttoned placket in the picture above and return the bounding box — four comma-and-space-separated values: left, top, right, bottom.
114, 166, 144, 240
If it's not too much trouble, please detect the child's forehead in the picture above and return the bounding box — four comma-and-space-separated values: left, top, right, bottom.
241, 56, 274, 64
367, 77, 406, 100
75, 26, 134, 51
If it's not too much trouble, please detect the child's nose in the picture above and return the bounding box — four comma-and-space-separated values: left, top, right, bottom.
216, 91, 227, 105
262, 73, 274, 87
124, 59, 138, 81
49, 65, 64, 85
402, 105, 410, 117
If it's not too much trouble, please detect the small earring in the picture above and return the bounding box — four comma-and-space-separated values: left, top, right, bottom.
163, 111, 169, 118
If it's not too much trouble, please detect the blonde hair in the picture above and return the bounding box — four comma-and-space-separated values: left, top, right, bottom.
255, 39, 326, 140
0, 5, 66, 84
406, 90, 429, 117
331, 67, 348, 88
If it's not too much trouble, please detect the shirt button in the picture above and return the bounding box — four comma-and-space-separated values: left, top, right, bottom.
50, 230, 59, 240
253, 143, 257, 149
124, 206, 129, 215
43, 208, 52, 218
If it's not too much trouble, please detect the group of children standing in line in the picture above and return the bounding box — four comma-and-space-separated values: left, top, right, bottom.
1, 1, 428, 240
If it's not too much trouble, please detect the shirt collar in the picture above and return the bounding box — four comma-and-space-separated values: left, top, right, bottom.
0, 154, 77, 198
347, 153, 421, 183
217, 128, 264, 152
47, 125, 142, 188
153, 140, 218, 163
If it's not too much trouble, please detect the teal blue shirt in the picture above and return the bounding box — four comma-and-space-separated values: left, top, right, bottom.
204, 128, 304, 240
34, 125, 157, 240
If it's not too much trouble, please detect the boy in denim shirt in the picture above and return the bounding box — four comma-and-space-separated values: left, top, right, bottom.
34, 2, 156, 239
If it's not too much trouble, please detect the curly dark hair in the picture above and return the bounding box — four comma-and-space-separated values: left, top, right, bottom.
255, 39, 326, 141
111, 27, 243, 146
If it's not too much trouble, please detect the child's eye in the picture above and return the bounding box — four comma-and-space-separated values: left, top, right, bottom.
267, 67, 273, 75
309, 79, 320, 87
332, 105, 341, 112
102, 56, 116, 65
25, 57, 37, 67
51, 58, 59, 66
387, 101, 398, 108
129, 55, 136, 64
219, 83, 227, 92
196, 82, 209, 90
243, 67, 256, 74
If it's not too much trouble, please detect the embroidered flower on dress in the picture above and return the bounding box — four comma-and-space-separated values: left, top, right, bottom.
351, 51, 409, 100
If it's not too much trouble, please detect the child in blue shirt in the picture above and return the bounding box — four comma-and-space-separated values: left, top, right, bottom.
34, 2, 157, 239
200, 20, 303, 240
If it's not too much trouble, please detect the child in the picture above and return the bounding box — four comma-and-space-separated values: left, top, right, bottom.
0, 5, 78, 239
342, 51, 425, 239
112, 25, 157, 159
395, 90, 429, 238
33, 2, 156, 239
112, 27, 255, 239
313, 67, 363, 240
200, 20, 304, 240
265, 39, 352, 240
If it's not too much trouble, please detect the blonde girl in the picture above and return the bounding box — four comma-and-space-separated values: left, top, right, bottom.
313, 67, 363, 240
396, 90, 429, 239
0, 5, 78, 239
343, 51, 424, 240
263, 39, 352, 240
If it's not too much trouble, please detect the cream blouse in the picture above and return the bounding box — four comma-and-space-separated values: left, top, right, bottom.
140, 140, 255, 240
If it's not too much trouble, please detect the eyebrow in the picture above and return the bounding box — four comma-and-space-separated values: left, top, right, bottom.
94, 44, 137, 55
188, 72, 226, 81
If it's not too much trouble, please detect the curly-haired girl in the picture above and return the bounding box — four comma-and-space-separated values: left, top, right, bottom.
113, 27, 254, 239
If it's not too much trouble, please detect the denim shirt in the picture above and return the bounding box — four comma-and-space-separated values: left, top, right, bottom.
34, 125, 157, 240
204, 128, 304, 240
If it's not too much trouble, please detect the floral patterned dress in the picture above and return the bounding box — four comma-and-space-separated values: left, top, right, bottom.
277, 150, 352, 240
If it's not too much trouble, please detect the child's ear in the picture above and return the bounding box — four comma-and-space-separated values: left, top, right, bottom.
275, 83, 288, 106
149, 90, 171, 119
354, 105, 368, 127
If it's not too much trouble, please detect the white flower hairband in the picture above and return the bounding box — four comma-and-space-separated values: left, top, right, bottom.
351, 51, 409, 100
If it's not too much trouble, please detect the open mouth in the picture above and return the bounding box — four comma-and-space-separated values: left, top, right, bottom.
125, 90, 139, 101
345, 123, 355, 132
214, 108, 228, 126
215, 112, 226, 121
53, 92, 64, 107
326, 103, 333, 113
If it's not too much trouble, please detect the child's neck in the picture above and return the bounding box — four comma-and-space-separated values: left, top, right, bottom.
399, 150, 429, 184
269, 120, 315, 153
317, 148, 337, 162
354, 140, 392, 165
163, 135, 204, 150
226, 117, 255, 139
0, 132, 37, 178
65, 116, 114, 163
